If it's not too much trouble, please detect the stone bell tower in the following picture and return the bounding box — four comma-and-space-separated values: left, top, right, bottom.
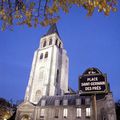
24, 24, 69, 104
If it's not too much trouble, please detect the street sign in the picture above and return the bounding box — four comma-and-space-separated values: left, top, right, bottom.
79, 68, 107, 94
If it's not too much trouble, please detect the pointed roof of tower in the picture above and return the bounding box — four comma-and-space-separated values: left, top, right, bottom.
44, 24, 60, 38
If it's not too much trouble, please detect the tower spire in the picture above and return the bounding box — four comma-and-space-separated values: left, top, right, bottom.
45, 24, 60, 37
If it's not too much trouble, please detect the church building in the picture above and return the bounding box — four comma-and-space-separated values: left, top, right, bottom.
15, 24, 116, 120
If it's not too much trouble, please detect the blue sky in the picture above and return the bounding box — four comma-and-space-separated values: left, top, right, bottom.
0, 6, 120, 102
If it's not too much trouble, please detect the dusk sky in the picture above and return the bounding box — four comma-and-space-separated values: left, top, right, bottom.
0, 5, 120, 103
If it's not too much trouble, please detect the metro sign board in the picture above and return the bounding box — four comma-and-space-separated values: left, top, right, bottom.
79, 74, 107, 94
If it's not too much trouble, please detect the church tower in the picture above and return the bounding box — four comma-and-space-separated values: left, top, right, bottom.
24, 24, 69, 104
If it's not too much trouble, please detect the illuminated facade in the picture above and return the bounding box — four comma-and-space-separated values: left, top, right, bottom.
16, 25, 116, 120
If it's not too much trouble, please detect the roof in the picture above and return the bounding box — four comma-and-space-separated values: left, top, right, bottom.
37, 94, 91, 106
44, 24, 60, 38
37, 93, 106, 106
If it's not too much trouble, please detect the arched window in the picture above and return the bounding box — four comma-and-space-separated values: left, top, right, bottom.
35, 90, 41, 103
43, 41, 46, 47
39, 70, 44, 80
56, 69, 59, 83
40, 53, 43, 59
21, 115, 30, 120
45, 52, 48, 58
59, 42, 61, 48
49, 39, 52, 45
55, 39, 58, 45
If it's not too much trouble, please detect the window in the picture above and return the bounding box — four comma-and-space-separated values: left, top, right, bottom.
76, 99, 81, 106
49, 39, 52, 45
76, 108, 81, 118
40, 109, 45, 118
41, 100, 46, 106
54, 109, 59, 118
39, 70, 44, 80
63, 108, 68, 118
63, 100, 68, 106
55, 100, 60, 106
86, 108, 91, 117
56, 69, 59, 83
59, 42, 61, 48
40, 53, 43, 59
43, 41, 46, 47
35, 90, 41, 103
81, 98, 85, 105
21, 115, 30, 120
45, 52, 48, 58
85, 98, 90, 105
55, 39, 58, 45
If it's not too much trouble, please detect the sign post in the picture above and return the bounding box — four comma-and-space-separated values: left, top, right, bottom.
93, 94, 97, 120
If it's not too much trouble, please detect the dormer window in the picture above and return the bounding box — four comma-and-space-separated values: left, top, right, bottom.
85, 98, 90, 106
76, 99, 81, 106
55, 100, 60, 106
49, 39, 52, 45
41, 100, 46, 106
43, 41, 46, 47
40, 53, 43, 59
63, 99, 68, 106
45, 52, 48, 58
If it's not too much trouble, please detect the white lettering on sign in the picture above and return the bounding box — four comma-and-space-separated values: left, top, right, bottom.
87, 77, 98, 81
81, 82, 90, 86
90, 82, 105, 86
85, 86, 101, 91
81, 82, 105, 86
88, 71, 96, 74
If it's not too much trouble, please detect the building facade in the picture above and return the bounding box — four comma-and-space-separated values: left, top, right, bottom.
16, 25, 116, 120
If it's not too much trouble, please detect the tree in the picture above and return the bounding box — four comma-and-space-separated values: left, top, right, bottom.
115, 99, 120, 120
0, 0, 117, 31
0, 98, 16, 120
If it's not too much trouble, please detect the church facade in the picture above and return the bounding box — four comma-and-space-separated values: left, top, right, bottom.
15, 25, 116, 120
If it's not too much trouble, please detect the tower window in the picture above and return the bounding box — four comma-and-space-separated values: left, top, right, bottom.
45, 52, 48, 58
86, 108, 91, 117
63, 108, 68, 118
76, 108, 81, 118
55, 39, 58, 46
59, 42, 61, 48
43, 41, 46, 47
40, 53, 43, 59
49, 39, 52, 45
35, 90, 41, 103
56, 69, 59, 83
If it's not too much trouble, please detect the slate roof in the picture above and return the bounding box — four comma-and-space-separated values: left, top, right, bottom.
37, 93, 106, 106
38, 94, 90, 106
44, 24, 60, 38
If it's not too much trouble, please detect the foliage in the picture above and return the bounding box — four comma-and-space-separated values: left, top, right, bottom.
0, 98, 16, 120
0, 0, 117, 30
115, 99, 120, 120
